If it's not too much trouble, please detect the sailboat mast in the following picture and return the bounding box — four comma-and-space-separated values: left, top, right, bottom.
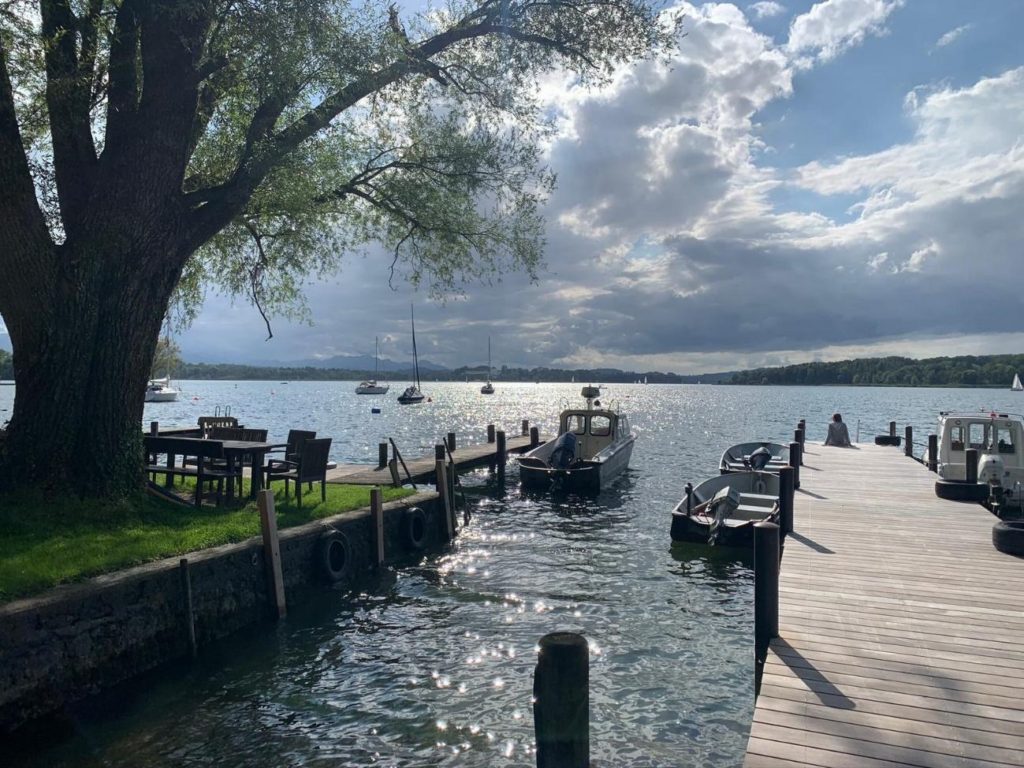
488, 336, 491, 379
374, 336, 380, 380
411, 304, 421, 388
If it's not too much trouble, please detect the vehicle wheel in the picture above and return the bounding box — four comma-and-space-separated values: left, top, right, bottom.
405, 506, 427, 551
317, 530, 353, 583
874, 435, 901, 446
935, 479, 988, 502
993, 520, 1024, 556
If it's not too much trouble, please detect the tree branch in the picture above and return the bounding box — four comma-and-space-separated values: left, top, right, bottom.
40, 0, 99, 234
105, 0, 140, 149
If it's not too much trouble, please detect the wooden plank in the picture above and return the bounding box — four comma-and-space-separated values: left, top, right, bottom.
744, 442, 1024, 767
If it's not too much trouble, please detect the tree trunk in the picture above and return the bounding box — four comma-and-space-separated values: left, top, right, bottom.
0, 239, 183, 497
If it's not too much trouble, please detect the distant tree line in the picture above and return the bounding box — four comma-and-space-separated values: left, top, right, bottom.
0, 349, 12, 379
728, 355, 1024, 387
172, 361, 730, 384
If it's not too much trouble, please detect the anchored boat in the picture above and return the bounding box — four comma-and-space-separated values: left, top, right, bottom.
481, 337, 495, 395
935, 411, 1024, 506
356, 337, 389, 395
397, 306, 426, 405
720, 441, 790, 474
144, 376, 179, 403
518, 386, 635, 493
671, 472, 780, 546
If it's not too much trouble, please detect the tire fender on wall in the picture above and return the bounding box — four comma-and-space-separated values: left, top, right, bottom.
317, 530, 353, 583
993, 520, 1024, 557
405, 507, 427, 551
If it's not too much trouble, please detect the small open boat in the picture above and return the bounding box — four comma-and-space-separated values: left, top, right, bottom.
671, 471, 779, 546
518, 386, 635, 494
720, 441, 790, 474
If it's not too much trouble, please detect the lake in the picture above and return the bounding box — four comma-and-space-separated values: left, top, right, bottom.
5, 381, 1022, 767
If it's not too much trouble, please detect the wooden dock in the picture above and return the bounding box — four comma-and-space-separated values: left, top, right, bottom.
745, 442, 1024, 768
325, 433, 538, 486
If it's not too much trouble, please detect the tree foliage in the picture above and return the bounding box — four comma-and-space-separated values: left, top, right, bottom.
729, 355, 1024, 388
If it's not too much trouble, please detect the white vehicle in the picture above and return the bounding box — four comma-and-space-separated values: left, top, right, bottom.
935, 411, 1024, 506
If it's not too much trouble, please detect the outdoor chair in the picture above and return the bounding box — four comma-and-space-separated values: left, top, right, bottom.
264, 437, 332, 508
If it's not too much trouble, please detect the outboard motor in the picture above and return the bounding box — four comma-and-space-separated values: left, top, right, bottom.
979, 454, 1007, 511
748, 446, 773, 472
549, 432, 578, 469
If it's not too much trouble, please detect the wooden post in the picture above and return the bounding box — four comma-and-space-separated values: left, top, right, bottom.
965, 448, 979, 485
436, 459, 454, 540
150, 421, 159, 436
179, 558, 197, 658
521, 419, 529, 437
889, 420, 896, 437
448, 462, 458, 535
496, 430, 507, 481
371, 487, 385, 566
435, 444, 446, 487
388, 458, 401, 487
928, 434, 938, 472
534, 632, 589, 768
530, 426, 540, 448
754, 522, 780, 647
258, 490, 286, 619
905, 425, 914, 458
794, 428, 804, 448
789, 442, 801, 490
778, 466, 794, 538
487, 424, 496, 443
378, 441, 388, 469
447, 431, 457, 452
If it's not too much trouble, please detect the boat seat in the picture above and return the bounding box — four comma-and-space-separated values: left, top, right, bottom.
743, 493, 778, 503
735, 504, 775, 519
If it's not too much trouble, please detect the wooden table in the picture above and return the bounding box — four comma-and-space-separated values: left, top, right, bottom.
155, 437, 279, 503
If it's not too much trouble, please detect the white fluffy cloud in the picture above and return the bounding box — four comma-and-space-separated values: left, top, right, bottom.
934, 23, 972, 50
786, 0, 902, 66
749, 1, 785, 19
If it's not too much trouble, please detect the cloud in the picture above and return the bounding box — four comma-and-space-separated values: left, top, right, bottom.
786, 0, 903, 66
749, 1, 785, 19
934, 23, 971, 50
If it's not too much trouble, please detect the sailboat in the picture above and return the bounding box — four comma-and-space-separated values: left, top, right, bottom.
355, 337, 389, 394
1013, 373, 1023, 392
397, 305, 426, 404
144, 376, 179, 402
481, 337, 495, 395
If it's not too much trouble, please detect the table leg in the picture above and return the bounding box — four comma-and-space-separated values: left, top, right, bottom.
251, 453, 263, 500
226, 454, 235, 503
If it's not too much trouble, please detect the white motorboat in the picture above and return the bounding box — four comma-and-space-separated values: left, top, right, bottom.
1012, 373, 1022, 392
720, 441, 790, 474
481, 336, 495, 395
518, 386, 636, 493
935, 411, 1024, 506
356, 337, 389, 395
145, 377, 179, 403
397, 305, 426, 405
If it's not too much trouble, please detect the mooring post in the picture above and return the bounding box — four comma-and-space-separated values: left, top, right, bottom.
789, 442, 801, 490
534, 632, 589, 768
778, 466, 794, 538
378, 441, 388, 469
794, 427, 804, 448
965, 448, 979, 485
522, 419, 530, 437
928, 434, 938, 472
258, 490, 286, 619
448, 462, 458, 534
905, 425, 914, 458
150, 421, 159, 436
447, 432, 457, 453
371, 487, 385, 566
496, 430, 507, 481
434, 443, 446, 465
487, 424, 496, 443
436, 458, 454, 540
530, 426, 540, 448
754, 522, 780, 647
889, 420, 896, 437
179, 558, 197, 658
387, 458, 401, 487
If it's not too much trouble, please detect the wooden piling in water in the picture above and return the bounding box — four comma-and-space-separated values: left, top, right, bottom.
521, 419, 529, 437
378, 441, 388, 469
530, 426, 540, 448
754, 522, 780, 648
496, 430, 507, 480
436, 458, 454, 541
794, 427, 804, 448
150, 421, 159, 436
258, 490, 286, 619
889, 420, 897, 437
778, 466, 794, 538
179, 558, 197, 657
789, 442, 801, 490
371, 487, 385, 566
534, 632, 589, 768
487, 424, 496, 443
905, 425, 914, 457
447, 432, 457, 452
928, 433, 938, 471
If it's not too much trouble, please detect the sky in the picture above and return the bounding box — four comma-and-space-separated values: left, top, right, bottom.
6, 0, 1024, 374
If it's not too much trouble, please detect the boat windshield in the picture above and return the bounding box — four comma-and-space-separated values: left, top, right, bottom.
968, 422, 989, 450
995, 426, 1017, 454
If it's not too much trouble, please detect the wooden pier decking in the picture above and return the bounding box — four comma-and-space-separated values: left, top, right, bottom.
325, 434, 538, 485
745, 442, 1024, 768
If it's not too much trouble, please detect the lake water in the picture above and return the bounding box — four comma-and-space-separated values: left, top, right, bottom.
5, 382, 1022, 767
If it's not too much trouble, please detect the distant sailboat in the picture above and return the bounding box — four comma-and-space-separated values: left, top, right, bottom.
481, 337, 495, 395
355, 337, 389, 394
1013, 373, 1023, 392
397, 305, 426, 404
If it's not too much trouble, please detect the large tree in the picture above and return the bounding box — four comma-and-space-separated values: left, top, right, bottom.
0, 0, 669, 497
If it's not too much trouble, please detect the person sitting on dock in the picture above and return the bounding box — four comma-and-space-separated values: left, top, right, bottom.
824, 413, 852, 447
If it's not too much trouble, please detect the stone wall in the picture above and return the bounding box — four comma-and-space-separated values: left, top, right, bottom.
0, 491, 446, 733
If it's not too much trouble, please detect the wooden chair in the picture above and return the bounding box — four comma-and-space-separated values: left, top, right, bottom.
265, 437, 332, 508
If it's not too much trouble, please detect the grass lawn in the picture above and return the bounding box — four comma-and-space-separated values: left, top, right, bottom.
0, 481, 415, 604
